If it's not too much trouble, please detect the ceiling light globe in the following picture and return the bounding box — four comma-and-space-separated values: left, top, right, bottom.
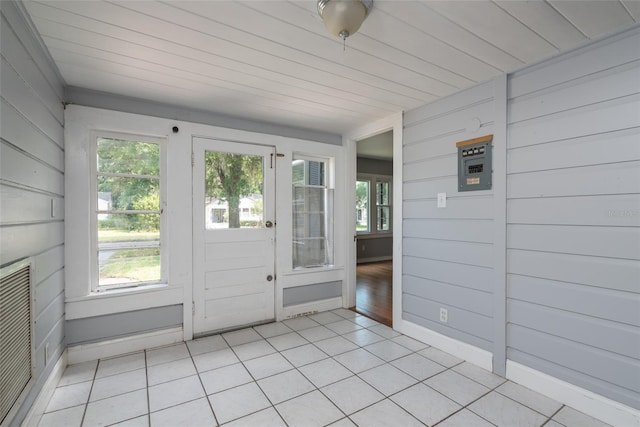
318, 0, 372, 40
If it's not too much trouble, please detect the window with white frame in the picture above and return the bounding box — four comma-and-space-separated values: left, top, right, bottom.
93, 133, 166, 290
356, 174, 392, 235
292, 156, 334, 268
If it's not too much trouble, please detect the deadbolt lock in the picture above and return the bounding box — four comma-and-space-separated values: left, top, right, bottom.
266, 275, 273, 282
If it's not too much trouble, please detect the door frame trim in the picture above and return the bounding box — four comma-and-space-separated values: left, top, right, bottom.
343, 112, 403, 326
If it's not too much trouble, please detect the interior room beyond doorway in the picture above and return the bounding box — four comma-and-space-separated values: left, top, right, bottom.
356, 260, 393, 326
355, 130, 394, 327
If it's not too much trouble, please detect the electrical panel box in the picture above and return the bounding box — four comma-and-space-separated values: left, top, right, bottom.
457, 135, 492, 192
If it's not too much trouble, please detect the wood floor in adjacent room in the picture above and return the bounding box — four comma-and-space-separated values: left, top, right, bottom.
355, 260, 393, 327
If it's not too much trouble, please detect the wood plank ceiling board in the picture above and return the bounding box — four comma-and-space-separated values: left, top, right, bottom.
494, 0, 588, 50
29, 10, 407, 115
47, 45, 369, 123
548, 0, 636, 38
291, 0, 500, 85
42, 32, 397, 118
424, 0, 559, 62
621, 0, 640, 21
246, 1, 474, 91
373, 1, 524, 72
147, 1, 444, 101
57, 62, 352, 131
21, 0, 640, 134
165, 3, 445, 105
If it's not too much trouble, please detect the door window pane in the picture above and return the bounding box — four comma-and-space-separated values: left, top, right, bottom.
205, 151, 264, 229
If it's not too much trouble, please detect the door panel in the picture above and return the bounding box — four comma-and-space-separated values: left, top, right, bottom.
193, 137, 275, 334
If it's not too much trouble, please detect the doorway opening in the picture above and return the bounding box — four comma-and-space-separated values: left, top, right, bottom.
354, 130, 394, 327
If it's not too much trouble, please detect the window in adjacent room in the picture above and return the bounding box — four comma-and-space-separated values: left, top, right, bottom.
292, 156, 334, 268
93, 133, 166, 290
356, 174, 392, 235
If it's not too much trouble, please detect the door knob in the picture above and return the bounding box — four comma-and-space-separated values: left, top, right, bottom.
266, 275, 273, 281
265, 221, 273, 228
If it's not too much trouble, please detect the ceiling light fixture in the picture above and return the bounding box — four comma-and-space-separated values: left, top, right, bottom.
317, 0, 373, 42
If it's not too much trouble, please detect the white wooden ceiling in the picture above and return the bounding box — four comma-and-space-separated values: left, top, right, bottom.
24, 0, 639, 135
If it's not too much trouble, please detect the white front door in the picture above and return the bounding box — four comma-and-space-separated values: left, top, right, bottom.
192, 137, 276, 335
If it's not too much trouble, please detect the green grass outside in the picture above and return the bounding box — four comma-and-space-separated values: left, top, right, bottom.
98, 229, 159, 243
110, 248, 160, 259
100, 255, 160, 282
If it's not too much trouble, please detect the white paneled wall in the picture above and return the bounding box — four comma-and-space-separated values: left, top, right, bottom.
506, 27, 640, 411
400, 25, 640, 425
0, 1, 65, 424
402, 81, 498, 353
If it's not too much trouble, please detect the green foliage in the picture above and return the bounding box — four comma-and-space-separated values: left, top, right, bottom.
97, 138, 161, 232
131, 193, 160, 231
205, 152, 263, 228
356, 181, 369, 209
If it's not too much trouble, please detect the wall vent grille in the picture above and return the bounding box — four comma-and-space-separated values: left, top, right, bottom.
0, 260, 33, 424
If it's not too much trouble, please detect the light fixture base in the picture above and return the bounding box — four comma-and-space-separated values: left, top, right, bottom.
317, 0, 373, 18
318, 0, 373, 40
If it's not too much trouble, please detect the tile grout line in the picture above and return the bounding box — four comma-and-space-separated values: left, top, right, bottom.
78, 359, 100, 427
186, 342, 221, 426
272, 318, 437, 425
222, 330, 291, 426
430, 372, 503, 427
541, 404, 566, 427
60, 313, 575, 427
319, 315, 506, 426
144, 349, 151, 427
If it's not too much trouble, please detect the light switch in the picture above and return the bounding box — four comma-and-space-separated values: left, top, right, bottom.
437, 193, 446, 208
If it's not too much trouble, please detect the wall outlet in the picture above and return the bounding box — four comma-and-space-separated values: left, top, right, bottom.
437, 193, 447, 208
439, 307, 448, 323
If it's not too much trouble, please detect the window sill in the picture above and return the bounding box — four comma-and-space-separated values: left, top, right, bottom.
286, 265, 343, 276
65, 283, 183, 320
281, 266, 344, 289
66, 283, 170, 302
356, 233, 393, 240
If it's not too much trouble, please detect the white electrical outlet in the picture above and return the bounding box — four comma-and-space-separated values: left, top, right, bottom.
439, 308, 448, 323
437, 193, 447, 208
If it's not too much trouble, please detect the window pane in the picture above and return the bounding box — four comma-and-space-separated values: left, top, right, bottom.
97, 138, 159, 176
293, 187, 333, 268
356, 180, 369, 232
292, 159, 325, 186
98, 214, 160, 241
99, 247, 160, 286
205, 151, 264, 229
292, 157, 333, 269
96, 136, 163, 290
376, 181, 389, 206
98, 176, 159, 211
377, 207, 390, 231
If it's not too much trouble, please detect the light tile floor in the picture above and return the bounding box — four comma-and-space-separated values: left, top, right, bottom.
39, 309, 611, 427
